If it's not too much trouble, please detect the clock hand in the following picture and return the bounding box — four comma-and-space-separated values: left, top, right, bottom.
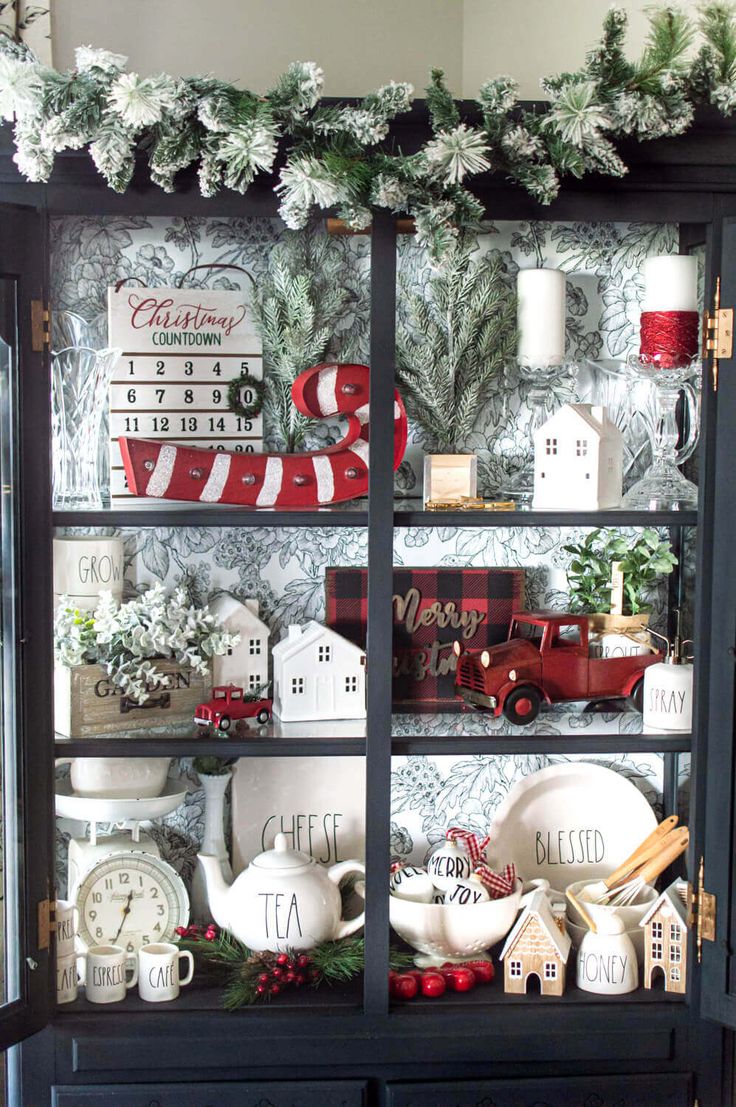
111, 891, 134, 943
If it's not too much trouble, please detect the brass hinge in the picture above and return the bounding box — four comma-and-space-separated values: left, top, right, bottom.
37, 897, 56, 951
30, 299, 50, 353
687, 856, 716, 964
702, 276, 733, 392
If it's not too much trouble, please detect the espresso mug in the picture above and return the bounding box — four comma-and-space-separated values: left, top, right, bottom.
55, 899, 78, 958
82, 944, 138, 1004
56, 953, 78, 1005
138, 942, 194, 1003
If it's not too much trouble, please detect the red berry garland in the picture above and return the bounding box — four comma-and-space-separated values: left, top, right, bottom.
388, 960, 496, 1001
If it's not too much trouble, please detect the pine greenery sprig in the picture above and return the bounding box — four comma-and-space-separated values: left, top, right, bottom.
256, 234, 356, 452
6, 7, 736, 254
396, 236, 517, 453
176, 927, 413, 1010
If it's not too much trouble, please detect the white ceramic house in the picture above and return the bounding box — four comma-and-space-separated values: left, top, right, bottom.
272, 621, 366, 722
209, 595, 270, 693
533, 403, 623, 510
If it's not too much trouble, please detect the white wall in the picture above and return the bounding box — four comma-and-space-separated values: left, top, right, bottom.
52, 0, 464, 96
462, 0, 653, 99
51, 1, 670, 100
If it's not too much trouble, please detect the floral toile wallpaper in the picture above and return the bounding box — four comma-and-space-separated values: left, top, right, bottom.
52, 215, 693, 894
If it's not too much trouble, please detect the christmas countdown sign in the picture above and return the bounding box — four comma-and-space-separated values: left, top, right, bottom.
107, 285, 262, 503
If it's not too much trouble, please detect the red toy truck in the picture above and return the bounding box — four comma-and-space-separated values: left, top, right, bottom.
453, 611, 663, 725
194, 686, 273, 732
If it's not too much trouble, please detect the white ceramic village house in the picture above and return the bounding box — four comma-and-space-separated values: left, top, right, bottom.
640, 879, 688, 995
533, 403, 623, 511
209, 595, 270, 693
272, 621, 366, 722
500, 889, 571, 997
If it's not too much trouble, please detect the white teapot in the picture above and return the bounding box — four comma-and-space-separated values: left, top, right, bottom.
198, 833, 366, 952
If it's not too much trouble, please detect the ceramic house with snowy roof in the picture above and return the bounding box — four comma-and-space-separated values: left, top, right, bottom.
640, 879, 688, 995
533, 403, 623, 511
272, 621, 366, 722
500, 889, 571, 996
209, 595, 270, 694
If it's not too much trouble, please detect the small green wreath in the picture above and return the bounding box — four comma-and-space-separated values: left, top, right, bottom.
227, 371, 265, 422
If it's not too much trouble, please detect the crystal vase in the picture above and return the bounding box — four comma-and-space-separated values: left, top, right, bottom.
51, 343, 121, 509
190, 771, 233, 924
622, 356, 700, 510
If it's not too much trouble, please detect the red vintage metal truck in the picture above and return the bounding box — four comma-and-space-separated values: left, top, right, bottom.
194, 686, 273, 731
453, 611, 663, 725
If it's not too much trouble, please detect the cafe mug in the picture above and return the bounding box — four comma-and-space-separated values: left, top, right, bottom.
55, 898, 78, 958
56, 953, 78, 1005
81, 944, 138, 1004
138, 942, 194, 1003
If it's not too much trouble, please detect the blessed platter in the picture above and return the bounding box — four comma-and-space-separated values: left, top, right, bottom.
488, 762, 658, 892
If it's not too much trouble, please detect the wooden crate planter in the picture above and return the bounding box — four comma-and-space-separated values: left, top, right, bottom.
54, 660, 210, 738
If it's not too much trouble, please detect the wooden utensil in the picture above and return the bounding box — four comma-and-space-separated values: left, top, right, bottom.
578, 815, 678, 904
595, 826, 689, 904
566, 889, 597, 934
608, 827, 690, 907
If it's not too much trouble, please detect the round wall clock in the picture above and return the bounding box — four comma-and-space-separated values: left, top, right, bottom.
74, 850, 190, 955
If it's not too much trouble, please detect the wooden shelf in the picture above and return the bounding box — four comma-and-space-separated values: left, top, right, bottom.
393, 502, 698, 528
52, 503, 698, 531
392, 734, 691, 755
53, 504, 369, 528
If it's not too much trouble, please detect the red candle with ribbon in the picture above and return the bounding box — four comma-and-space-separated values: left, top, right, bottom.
639, 255, 699, 369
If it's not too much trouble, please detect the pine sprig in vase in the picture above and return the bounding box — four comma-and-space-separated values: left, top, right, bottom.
396, 237, 517, 453
256, 234, 356, 452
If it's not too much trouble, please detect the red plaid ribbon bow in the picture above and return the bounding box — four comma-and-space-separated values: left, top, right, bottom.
446, 827, 491, 867
473, 862, 517, 900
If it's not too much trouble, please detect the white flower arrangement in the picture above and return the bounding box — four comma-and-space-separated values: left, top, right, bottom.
54, 584, 240, 705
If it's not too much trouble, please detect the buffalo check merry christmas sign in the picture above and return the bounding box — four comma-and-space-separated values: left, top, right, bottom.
107, 285, 262, 503
326, 567, 525, 711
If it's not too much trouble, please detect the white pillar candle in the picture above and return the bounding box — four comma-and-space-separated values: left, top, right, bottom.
642, 255, 698, 312
517, 268, 566, 367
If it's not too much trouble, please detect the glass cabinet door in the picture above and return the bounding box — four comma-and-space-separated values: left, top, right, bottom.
0, 204, 53, 1050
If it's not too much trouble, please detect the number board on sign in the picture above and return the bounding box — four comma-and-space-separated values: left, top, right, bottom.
107, 285, 262, 504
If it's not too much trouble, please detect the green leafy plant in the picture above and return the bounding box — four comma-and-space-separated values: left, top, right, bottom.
563, 528, 678, 616
396, 237, 517, 453
192, 756, 236, 777
53, 583, 239, 704
256, 234, 355, 452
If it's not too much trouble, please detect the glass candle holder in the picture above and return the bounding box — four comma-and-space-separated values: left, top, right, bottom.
621, 355, 700, 511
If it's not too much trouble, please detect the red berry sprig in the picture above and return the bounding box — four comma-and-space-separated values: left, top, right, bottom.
250, 952, 315, 1001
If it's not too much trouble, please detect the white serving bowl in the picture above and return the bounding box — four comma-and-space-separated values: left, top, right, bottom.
566, 878, 658, 933
389, 879, 523, 967
566, 916, 645, 963
69, 757, 171, 799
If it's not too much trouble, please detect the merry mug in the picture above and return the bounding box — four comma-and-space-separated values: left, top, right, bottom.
81, 944, 138, 1004
138, 942, 194, 1003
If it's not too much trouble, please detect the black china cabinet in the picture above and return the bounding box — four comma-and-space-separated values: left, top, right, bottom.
1, 105, 736, 1107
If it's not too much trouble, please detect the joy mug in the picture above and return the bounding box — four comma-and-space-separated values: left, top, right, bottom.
55, 898, 78, 958
56, 953, 78, 1005
81, 944, 138, 1004
138, 942, 194, 1003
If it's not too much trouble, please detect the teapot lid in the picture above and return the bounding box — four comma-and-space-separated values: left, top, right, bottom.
251, 832, 314, 871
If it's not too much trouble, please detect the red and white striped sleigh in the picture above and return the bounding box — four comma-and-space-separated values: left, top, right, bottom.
118, 362, 408, 509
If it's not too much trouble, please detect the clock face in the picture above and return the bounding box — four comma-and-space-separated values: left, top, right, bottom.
75, 852, 189, 955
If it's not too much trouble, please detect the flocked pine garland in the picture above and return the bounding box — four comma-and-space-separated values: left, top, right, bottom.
3, 6, 736, 255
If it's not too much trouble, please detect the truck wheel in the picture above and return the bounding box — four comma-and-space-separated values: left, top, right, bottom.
630, 679, 644, 712
257, 709, 270, 724
503, 686, 541, 725
218, 715, 231, 732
